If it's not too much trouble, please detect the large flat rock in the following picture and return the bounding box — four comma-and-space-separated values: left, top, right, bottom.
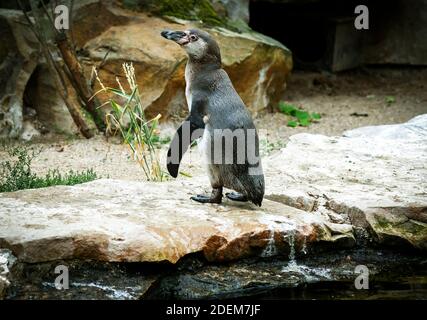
0, 180, 353, 264
1, 116, 426, 266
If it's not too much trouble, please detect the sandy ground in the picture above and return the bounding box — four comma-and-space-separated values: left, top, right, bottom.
1, 67, 426, 181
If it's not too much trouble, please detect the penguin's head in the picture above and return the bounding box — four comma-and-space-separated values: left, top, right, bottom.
161, 29, 221, 65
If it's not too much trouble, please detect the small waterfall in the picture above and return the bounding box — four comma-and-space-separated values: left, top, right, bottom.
259, 216, 296, 258
301, 237, 307, 255
281, 232, 332, 281
284, 230, 298, 270
261, 230, 278, 257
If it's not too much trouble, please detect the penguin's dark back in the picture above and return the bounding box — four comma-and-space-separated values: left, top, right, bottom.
193, 67, 256, 131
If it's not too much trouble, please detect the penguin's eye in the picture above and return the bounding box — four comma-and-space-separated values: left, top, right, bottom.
189, 34, 198, 42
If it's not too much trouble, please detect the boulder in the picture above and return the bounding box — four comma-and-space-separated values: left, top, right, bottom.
0, 8, 83, 138
264, 115, 427, 250
81, 2, 292, 119
0, 1, 292, 138
0, 179, 353, 264
0, 9, 39, 139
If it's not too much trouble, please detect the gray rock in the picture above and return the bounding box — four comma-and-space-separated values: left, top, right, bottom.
211, 0, 250, 23
0, 10, 39, 139
0, 249, 16, 299
343, 114, 427, 140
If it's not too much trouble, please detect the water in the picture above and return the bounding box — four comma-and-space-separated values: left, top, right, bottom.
42, 281, 138, 299
261, 230, 278, 257
259, 216, 296, 258
7, 249, 427, 300
280, 231, 333, 283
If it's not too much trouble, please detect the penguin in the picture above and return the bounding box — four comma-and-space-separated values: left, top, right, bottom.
161, 29, 265, 206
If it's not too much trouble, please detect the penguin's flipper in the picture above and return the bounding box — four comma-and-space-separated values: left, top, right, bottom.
167, 103, 205, 178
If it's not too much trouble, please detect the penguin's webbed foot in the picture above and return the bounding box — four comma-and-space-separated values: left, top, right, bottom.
225, 192, 248, 202
191, 187, 222, 204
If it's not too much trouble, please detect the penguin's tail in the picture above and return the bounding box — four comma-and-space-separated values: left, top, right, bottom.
247, 176, 265, 207
250, 192, 264, 207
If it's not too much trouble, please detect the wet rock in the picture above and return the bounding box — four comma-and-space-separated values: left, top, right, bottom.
0, 249, 16, 299
265, 115, 427, 250
145, 249, 427, 299
8, 260, 158, 300
0, 179, 353, 264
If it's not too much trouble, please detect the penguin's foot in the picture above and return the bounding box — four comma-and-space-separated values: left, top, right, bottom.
191, 187, 223, 204
225, 192, 248, 202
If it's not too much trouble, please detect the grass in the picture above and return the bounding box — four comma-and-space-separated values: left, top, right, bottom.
278, 102, 321, 127
151, 135, 171, 148
93, 63, 167, 182
0, 145, 98, 193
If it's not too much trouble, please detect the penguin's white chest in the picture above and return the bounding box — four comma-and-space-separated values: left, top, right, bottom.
198, 125, 211, 160
185, 64, 192, 111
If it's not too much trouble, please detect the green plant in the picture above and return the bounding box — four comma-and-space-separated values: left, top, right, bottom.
0, 145, 97, 193
278, 102, 321, 127
385, 96, 396, 105
260, 139, 285, 156
151, 134, 171, 148
93, 63, 166, 181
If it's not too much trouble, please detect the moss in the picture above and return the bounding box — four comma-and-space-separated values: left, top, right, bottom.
374, 216, 427, 244
375, 216, 392, 229
158, 0, 224, 26
124, 0, 243, 31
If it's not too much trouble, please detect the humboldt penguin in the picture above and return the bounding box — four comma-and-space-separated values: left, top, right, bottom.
161, 29, 265, 206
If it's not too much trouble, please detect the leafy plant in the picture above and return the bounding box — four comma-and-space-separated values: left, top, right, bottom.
93, 63, 166, 181
278, 102, 321, 127
0, 145, 97, 193
260, 139, 286, 156
385, 96, 396, 105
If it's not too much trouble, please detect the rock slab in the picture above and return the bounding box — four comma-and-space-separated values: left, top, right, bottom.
1, 116, 426, 267
0, 179, 353, 264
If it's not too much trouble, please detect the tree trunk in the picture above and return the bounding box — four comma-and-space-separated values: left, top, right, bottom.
56, 33, 106, 132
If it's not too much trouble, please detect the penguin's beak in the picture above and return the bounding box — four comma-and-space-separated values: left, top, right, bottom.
161, 30, 189, 46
